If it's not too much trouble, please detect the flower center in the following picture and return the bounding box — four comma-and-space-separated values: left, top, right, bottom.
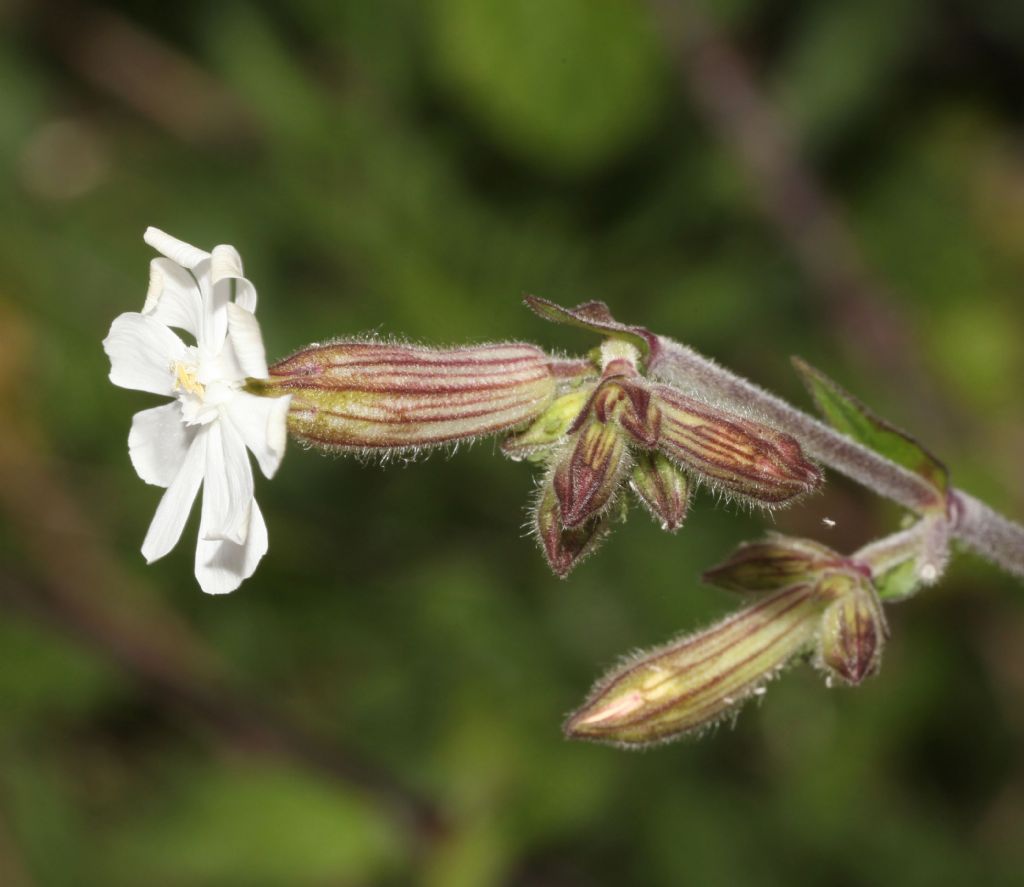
173, 360, 205, 398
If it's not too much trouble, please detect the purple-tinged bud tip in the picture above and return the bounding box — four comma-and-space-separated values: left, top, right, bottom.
534, 482, 612, 578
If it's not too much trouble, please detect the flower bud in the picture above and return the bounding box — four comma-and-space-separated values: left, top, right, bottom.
565, 583, 827, 746
651, 384, 822, 506
261, 342, 556, 451
534, 481, 612, 578
600, 378, 660, 449
702, 536, 841, 593
817, 576, 887, 686
629, 451, 691, 532
553, 416, 631, 529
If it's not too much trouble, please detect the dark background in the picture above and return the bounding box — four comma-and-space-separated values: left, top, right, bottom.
2, 0, 1024, 884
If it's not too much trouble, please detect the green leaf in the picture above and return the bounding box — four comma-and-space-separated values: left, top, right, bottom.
792, 357, 949, 497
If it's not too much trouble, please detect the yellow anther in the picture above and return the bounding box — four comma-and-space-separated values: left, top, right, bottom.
172, 361, 205, 397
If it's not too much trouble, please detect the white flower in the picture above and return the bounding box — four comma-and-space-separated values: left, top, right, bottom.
103, 228, 290, 594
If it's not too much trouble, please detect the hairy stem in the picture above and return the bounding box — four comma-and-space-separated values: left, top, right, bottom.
951, 491, 1024, 579
854, 524, 929, 576
650, 338, 1024, 579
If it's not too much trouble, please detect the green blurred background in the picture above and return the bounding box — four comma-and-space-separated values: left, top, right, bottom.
2, 0, 1024, 884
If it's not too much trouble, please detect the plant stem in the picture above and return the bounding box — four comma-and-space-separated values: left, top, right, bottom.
650, 338, 1024, 579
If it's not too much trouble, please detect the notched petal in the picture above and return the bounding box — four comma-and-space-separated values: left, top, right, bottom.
225, 391, 291, 479
144, 258, 203, 338
195, 498, 268, 594
104, 312, 186, 396
212, 244, 258, 314
141, 431, 207, 564
129, 402, 193, 487
226, 302, 268, 379
200, 420, 255, 545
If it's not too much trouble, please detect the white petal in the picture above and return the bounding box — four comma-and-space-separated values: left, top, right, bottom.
226, 302, 268, 378
224, 391, 291, 479
144, 227, 209, 269
141, 431, 206, 563
104, 312, 185, 395
194, 498, 268, 594
211, 244, 258, 313
200, 419, 254, 545
129, 403, 194, 487
144, 258, 203, 338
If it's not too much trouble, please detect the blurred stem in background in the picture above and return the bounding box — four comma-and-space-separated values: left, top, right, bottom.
649, 0, 940, 411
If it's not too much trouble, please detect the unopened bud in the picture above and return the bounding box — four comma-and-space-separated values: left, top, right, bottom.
629, 451, 690, 532
534, 481, 611, 578
565, 583, 827, 746
651, 384, 822, 506
703, 536, 840, 593
553, 417, 631, 528
598, 379, 660, 449
817, 576, 887, 686
260, 342, 556, 451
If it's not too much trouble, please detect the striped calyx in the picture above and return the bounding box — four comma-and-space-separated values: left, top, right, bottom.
702, 536, 848, 593
565, 582, 828, 746
527, 365, 656, 576
259, 341, 557, 452
816, 573, 888, 686
504, 316, 820, 577
535, 481, 615, 579
652, 384, 822, 505
629, 452, 691, 532
566, 540, 892, 746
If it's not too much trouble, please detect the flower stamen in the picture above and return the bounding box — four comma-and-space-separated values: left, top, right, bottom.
172, 360, 205, 398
